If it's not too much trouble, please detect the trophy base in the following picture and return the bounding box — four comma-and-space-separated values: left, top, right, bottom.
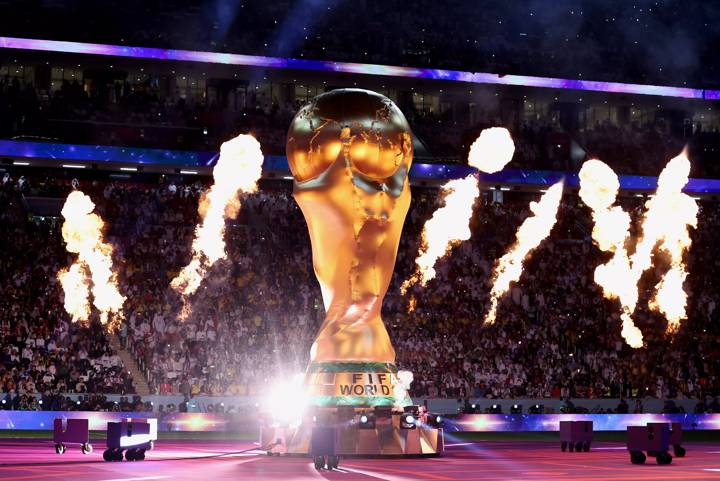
260, 411, 444, 457
305, 361, 411, 407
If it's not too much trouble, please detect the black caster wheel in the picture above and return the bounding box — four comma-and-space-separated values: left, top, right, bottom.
561, 441, 567, 452
314, 456, 324, 470
103, 449, 112, 462
673, 445, 686, 457
630, 451, 646, 464
138, 450, 146, 461
328, 455, 339, 469
656, 452, 672, 465
113, 449, 124, 462
125, 449, 137, 461
583, 441, 591, 452
54, 443, 62, 454
568, 441, 575, 452
81, 443, 93, 454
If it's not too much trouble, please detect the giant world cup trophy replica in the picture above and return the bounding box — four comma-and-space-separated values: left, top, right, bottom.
288, 88, 411, 407
261, 89, 442, 457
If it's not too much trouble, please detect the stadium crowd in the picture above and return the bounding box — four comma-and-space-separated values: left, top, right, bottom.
2, 0, 720, 418
0, 178, 135, 411
1, 166, 719, 412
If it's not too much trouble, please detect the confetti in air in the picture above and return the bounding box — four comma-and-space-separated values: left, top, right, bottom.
579, 159, 643, 348
171, 134, 264, 318
401, 128, 514, 304
58, 190, 124, 328
484, 181, 564, 324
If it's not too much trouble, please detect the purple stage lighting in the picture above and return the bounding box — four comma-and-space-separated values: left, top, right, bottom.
1, 36, 718, 100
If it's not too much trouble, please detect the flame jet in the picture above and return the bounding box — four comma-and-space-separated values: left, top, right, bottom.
630, 152, 698, 332
58, 190, 124, 328
401, 128, 514, 296
483, 181, 564, 324
579, 159, 643, 347
400, 176, 479, 294
579, 153, 698, 347
171, 134, 264, 317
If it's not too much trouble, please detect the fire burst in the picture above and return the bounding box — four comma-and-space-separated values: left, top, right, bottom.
171, 134, 263, 317
400, 175, 479, 295
484, 181, 564, 324
579, 152, 698, 347
57, 190, 125, 328
631, 152, 698, 332
401, 128, 514, 300
468, 127, 515, 173
579, 159, 643, 347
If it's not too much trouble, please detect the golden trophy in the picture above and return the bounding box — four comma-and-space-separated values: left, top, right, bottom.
287, 88, 413, 408
260, 89, 442, 457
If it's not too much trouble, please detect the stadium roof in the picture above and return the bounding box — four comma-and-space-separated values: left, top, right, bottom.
2, 36, 719, 101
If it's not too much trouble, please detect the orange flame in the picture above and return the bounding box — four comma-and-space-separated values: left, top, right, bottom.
401, 128, 515, 303
57, 262, 90, 323
631, 152, 698, 332
468, 127, 515, 173
579, 153, 698, 346
401, 174, 479, 295
58, 190, 124, 328
579, 159, 643, 348
171, 134, 263, 317
484, 181, 563, 324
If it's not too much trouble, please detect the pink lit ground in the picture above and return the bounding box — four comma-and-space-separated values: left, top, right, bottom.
2, 437, 720, 481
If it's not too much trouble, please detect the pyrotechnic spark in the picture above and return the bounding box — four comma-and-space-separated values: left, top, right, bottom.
579, 159, 643, 348
484, 181, 564, 324
631, 152, 698, 332
58, 190, 124, 327
407, 295, 417, 313
401, 128, 515, 302
467, 127, 515, 173
171, 134, 263, 317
